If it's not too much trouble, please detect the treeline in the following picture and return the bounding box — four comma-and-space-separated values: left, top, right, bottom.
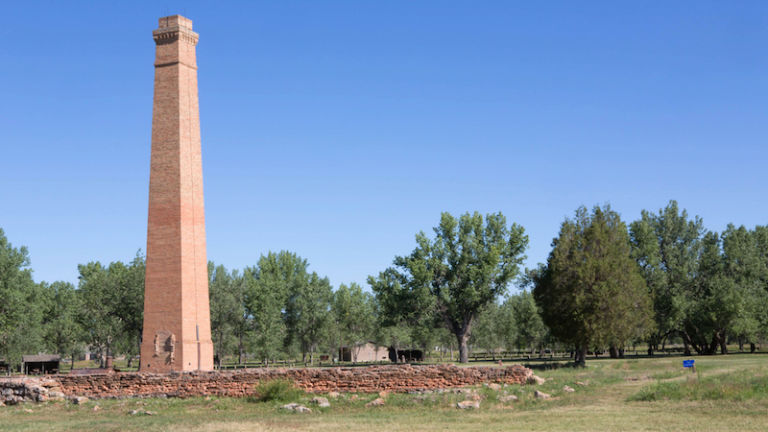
1, 200, 767, 370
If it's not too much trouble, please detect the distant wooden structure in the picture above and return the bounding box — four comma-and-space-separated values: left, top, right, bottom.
22, 355, 61, 375
389, 348, 424, 363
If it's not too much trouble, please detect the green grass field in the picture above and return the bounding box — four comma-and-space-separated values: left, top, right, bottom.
3, 355, 768, 431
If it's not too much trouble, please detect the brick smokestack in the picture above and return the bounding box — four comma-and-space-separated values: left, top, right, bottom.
140, 15, 213, 372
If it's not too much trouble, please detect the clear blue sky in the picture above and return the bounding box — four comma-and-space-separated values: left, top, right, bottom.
1, 1, 766, 290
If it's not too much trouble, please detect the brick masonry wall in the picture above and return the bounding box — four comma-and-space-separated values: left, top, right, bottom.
2, 364, 533, 402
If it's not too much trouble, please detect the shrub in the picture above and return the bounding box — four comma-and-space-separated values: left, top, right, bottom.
251, 379, 305, 403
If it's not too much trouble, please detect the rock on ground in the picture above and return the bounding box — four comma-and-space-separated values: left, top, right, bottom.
534, 390, 550, 399
130, 409, 156, 416
499, 395, 518, 402
563, 385, 575, 393
456, 400, 480, 409
71, 396, 89, 405
310, 396, 330, 408
48, 391, 66, 401
365, 397, 385, 407
527, 375, 546, 385
281, 403, 312, 413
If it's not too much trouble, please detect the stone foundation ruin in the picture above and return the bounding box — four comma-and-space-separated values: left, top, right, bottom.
1, 364, 534, 404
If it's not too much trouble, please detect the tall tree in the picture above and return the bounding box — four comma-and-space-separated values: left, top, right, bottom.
113, 253, 145, 367
370, 211, 528, 363
0, 229, 45, 374
77, 262, 118, 365
723, 225, 768, 351
682, 226, 766, 354
77, 256, 144, 367
42, 281, 83, 370
286, 272, 332, 364
208, 263, 243, 368
506, 290, 547, 354
243, 251, 306, 364
331, 283, 375, 362
534, 205, 652, 365
629, 200, 703, 355
470, 302, 504, 360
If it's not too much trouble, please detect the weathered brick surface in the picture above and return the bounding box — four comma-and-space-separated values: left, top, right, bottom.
1, 365, 533, 402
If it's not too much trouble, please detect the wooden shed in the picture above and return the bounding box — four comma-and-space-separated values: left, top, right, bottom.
22, 354, 61, 375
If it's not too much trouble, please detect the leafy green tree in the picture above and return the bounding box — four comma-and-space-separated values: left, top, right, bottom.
208, 263, 244, 367
629, 201, 703, 355
534, 205, 652, 366
682, 226, 767, 355
0, 229, 45, 373
243, 253, 295, 365
286, 272, 332, 364
470, 302, 504, 360
331, 283, 375, 362
506, 290, 547, 354
682, 231, 739, 354
77, 255, 144, 367
370, 211, 528, 363
77, 262, 119, 365
723, 225, 768, 351
42, 281, 84, 370
113, 254, 145, 367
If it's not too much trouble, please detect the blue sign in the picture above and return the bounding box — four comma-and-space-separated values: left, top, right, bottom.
683, 359, 695, 368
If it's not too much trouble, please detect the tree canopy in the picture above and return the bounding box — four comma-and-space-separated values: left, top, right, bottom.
370, 211, 528, 363
534, 205, 652, 365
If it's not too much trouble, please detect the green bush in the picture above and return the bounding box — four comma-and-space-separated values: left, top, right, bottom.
250, 379, 305, 403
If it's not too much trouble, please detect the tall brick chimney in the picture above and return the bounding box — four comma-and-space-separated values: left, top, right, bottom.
139, 15, 213, 372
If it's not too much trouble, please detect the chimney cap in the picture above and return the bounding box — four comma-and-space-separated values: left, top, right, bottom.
158, 15, 193, 30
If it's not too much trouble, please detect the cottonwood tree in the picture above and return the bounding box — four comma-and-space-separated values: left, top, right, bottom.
0, 229, 45, 374
723, 225, 768, 351
208, 263, 244, 367
243, 252, 297, 365
506, 289, 547, 354
534, 205, 652, 365
330, 283, 375, 362
286, 272, 333, 364
42, 281, 84, 370
77, 255, 144, 367
682, 226, 767, 354
630, 201, 703, 355
471, 302, 504, 360
370, 211, 528, 363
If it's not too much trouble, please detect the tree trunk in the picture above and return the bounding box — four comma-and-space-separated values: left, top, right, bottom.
719, 333, 728, 355
681, 332, 693, 356
456, 332, 470, 363
238, 335, 245, 365
750, 343, 756, 353
574, 346, 587, 367
609, 345, 620, 359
